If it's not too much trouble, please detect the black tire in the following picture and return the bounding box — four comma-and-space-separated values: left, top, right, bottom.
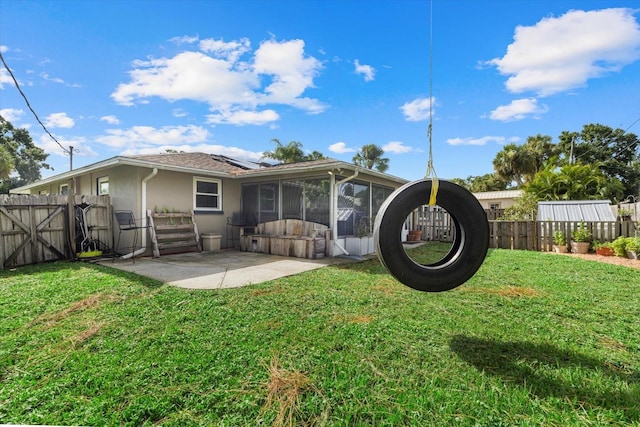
374, 179, 489, 292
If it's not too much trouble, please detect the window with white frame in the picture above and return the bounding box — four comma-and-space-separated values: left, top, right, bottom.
489, 202, 501, 210
59, 184, 69, 195
194, 177, 222, 211
97, 176, 109, 195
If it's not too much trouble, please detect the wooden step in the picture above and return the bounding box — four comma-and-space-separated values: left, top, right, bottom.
156, 232, 197, 241
157, 240, 199, 250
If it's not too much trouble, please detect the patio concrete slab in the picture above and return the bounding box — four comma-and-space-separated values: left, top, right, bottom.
101, 250, 349, 289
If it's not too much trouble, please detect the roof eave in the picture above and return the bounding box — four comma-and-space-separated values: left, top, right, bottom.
238, 162, 409, 184
9, 156, 234, 193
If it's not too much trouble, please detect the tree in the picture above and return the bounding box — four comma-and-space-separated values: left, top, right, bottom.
498, 192, 540, 220
352, 144, 389, 173
0, 115, 51, 193
451, 173, 508, 192
557, 124, 640, 197
492, 143, 533, 188
0, 144, 13, 180
492, 135, 558, 188
525, 162, 625, 202
262, 139, 325, 164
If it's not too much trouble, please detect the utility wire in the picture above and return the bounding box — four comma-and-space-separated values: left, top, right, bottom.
570, 117, 640, 164
0, 51, 71, 156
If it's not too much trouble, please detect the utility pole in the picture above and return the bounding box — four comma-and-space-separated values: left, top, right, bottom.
569, 137, 575, 165
69, 146, 73, 171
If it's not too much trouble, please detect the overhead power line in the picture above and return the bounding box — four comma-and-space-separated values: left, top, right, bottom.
0, 51, 76, 169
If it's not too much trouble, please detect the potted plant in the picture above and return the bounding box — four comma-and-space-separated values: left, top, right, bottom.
571, 221, 592, 254
617, 208, 633, 222
593, 241, 614, 256
626, 237, 640, 260
553, 230, 568, 253
407, 229, 423, 242
346, 217, 375, 255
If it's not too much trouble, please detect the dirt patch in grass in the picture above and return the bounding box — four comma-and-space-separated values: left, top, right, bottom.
69, 321, 104, 348
31, 293, 118, 327
598, 335, 627, 352
262, 356, 316, 427
551, 252, 640, 270
465, 286, 542, 298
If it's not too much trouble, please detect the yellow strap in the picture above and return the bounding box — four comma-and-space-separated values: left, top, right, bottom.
425, 123, 438, 206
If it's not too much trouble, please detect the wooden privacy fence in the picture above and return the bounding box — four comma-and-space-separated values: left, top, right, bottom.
0, 194, 112, 269
489, 220, 637, 251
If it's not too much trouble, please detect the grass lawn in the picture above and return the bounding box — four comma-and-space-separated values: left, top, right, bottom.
1, 246, 639, 426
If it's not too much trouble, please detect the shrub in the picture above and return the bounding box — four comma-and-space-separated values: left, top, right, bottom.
626, 237, 640, 254
611, 236, 628, 257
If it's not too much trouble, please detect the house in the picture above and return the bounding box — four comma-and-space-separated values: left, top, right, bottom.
473, 189, 523, 211
10, 153, 408, 257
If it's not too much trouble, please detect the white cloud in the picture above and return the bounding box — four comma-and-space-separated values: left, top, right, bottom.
95, 124, 210, 148
40, 72, 81, 88
44, 112, 75, 128
100, 115, 120, 125
0, 45, 7, 53
172, 108, 188, 118
401, 97, 436, 121
206, 109, 279, 126
383, 141, 413, 154
487, 8, 640, 96
111, 37, 326, 125
489, 98, 548, 121
0, 68, 15, 88
328, 142, 356, 154
354, 59, 375, 82
35, 134, 97, 158
0, 108, 24, 123
447, 136, 518, 146
169, 35, 199, 45
199, 37, 251, 62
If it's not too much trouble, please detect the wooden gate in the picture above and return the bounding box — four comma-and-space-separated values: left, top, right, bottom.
0, 195, 69, 269
0, 194, 112, 269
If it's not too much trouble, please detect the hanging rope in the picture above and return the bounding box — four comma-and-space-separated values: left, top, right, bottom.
424, 0, 438, 206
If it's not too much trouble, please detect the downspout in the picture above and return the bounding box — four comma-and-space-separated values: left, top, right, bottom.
121, 168, 158, 259
331, 169, 359, 256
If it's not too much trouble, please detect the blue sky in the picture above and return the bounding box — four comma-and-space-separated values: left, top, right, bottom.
1, 0, 639, 182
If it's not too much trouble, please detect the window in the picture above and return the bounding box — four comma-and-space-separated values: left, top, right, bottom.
97, 176, 109, 195
59, 184, 69, 195
194, 177, 222, 211
489, 202, 501, 210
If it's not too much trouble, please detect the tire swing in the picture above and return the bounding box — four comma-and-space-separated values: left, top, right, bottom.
372, 0, 488, 292
374, 179, 489, 292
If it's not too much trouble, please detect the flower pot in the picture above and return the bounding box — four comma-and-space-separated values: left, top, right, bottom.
553, 245, 568, 254
571, 241, 590, 254
595, 247, 614, 256
407, 230, 423, 242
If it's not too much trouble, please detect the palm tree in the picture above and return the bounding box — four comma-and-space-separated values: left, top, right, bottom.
352, 144, 389, 173
493, 143, 536, 187
262, 139, 326, 164
262, 139, 306, 164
